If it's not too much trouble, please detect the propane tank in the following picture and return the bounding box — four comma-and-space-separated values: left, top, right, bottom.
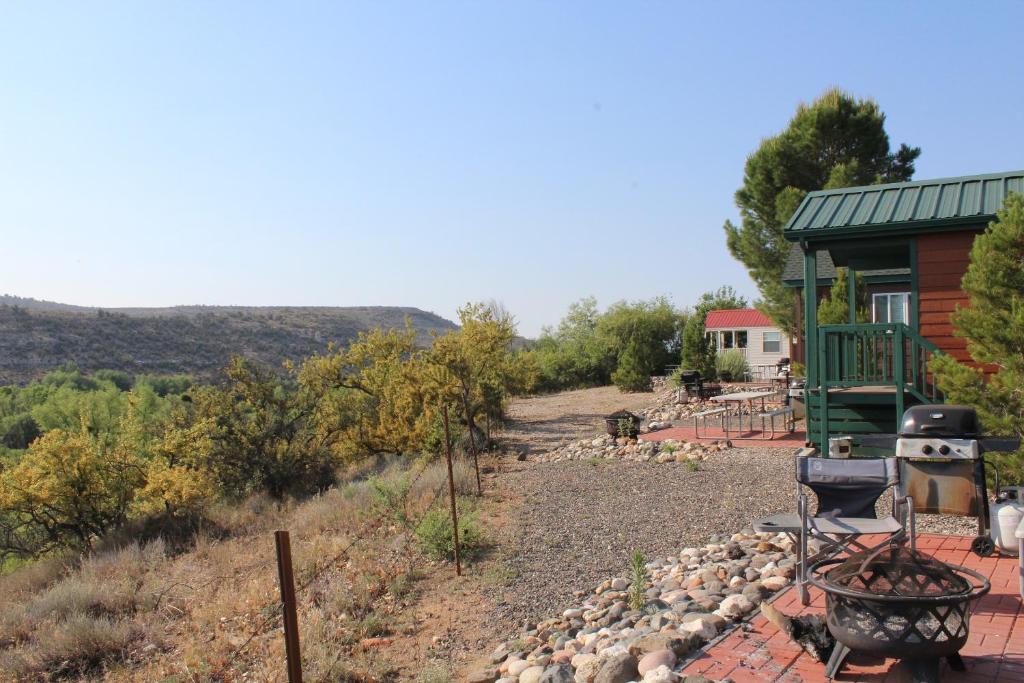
991, 486, 1024, 556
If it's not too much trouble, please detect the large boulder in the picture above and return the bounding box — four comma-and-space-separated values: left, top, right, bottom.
594, 652, 639, 683
539, 663, 575, 683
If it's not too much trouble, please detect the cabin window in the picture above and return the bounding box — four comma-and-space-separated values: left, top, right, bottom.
873, 293, 909, 324
763, 331, 781, 353
707, 330, 748, 350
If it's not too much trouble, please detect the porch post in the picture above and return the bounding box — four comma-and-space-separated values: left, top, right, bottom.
803, 246, 818, 388
847, 267, 857, 324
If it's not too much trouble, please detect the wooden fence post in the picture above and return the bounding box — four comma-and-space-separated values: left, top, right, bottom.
274, 530, 303, 683
442, 406, 462, 576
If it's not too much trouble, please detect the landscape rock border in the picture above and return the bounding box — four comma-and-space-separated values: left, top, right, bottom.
476, 531, 796, 683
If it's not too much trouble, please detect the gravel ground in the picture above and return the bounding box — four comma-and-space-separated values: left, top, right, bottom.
487, 446, 793, 632
483, 445, 981, 637
497, 386, 657, 457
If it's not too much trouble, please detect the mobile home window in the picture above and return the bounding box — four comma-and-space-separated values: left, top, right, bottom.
705, 331, 718, 349
763, 331, 781, 353
873, 293, 909, 324
735, 331, 748, 349
721, 331, 734, 349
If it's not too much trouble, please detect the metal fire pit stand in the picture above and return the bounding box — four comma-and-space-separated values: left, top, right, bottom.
809, 552, 990, 683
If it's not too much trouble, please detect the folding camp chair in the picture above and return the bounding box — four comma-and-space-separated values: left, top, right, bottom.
753, 452, 915, 605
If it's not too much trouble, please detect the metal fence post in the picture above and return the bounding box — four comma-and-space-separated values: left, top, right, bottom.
442, 405, 462, 576
274, 530, 303, 683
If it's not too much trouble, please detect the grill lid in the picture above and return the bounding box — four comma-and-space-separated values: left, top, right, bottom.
824, 545, 971, 598
898, 404, 981, 438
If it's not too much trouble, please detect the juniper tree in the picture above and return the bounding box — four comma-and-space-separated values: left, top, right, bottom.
931, 193, 1024, 482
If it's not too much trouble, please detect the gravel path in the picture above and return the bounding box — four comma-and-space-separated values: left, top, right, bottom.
486, 446, 793, 632
497, 387, 657, 457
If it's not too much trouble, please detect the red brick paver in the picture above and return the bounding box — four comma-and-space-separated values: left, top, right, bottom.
681, 534, 1024, 682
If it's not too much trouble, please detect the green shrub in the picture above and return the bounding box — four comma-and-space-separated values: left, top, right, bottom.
369, 473, 413, 527
627, 550, 648, 611
611, 342, 652, 392
715, 349, 750, 381
415, 503, 485, 562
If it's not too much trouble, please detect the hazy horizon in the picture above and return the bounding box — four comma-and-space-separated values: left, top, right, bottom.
4, 2, 1024, 336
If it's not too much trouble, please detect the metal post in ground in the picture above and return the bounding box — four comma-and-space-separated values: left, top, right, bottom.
274, 530, 303, 683
461, 393, 482, 496
442, 405, 462, 576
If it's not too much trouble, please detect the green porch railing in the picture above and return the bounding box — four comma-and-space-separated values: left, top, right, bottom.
814, 323, 944, 449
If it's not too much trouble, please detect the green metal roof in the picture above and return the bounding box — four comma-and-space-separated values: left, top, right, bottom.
783, 170, 1024, 240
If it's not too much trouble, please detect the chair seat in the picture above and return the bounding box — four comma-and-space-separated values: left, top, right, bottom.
753, 512, 902, 535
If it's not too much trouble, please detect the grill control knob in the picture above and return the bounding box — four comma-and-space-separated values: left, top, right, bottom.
921, 444, 934, 455
938, 444, 951, 456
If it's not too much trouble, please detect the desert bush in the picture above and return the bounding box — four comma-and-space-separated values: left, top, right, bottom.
715, 349, 750, 381
413, 457, 477, 499
528, 296, 686, 393
36, 614, 148, 677
415, 502, 486, 562
627, 550, 648, 611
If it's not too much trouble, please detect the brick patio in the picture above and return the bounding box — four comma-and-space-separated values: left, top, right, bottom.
680, 534, 1024, 682
639, 425, 807, 448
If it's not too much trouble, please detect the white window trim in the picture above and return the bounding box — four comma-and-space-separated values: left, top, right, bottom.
872, 293, 910, 324
762, 330, 781, 353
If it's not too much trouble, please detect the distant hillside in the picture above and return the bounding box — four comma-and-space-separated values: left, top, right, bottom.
0, 296, 458, 384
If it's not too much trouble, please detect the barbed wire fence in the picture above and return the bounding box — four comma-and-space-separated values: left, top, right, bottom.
211, 404, 472, 682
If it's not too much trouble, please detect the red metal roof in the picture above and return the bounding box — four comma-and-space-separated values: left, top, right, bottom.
704, 308, 775, 329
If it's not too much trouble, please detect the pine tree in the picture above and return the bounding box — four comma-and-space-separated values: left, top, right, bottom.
724, 88, 920, 334
816, 269, 869, 325
931, 193, 1024, 482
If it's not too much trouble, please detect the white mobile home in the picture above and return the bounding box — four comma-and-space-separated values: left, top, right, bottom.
704, 309, 790, 377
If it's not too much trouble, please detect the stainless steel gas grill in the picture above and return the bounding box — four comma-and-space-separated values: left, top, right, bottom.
864, 405, 1021, 557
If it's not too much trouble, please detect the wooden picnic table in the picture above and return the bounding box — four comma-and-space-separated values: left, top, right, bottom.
709, 390, 775, 435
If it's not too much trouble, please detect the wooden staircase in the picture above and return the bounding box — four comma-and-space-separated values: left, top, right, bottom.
806, 323, 944, 452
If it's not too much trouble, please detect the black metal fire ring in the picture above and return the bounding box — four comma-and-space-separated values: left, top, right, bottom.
807, 557, 990, 605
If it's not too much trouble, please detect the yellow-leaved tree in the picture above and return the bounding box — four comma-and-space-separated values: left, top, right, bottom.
0, 417, 144, 555
299, 324, 436, 461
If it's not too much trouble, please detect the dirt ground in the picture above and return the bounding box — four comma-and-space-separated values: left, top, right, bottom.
496, 386, 656, 457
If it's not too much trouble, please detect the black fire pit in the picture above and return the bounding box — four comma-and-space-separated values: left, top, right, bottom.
604, 410, 641, 438
809, 544, 989, 683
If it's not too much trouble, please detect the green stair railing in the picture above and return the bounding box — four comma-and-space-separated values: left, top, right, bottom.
814, 323, 944, 449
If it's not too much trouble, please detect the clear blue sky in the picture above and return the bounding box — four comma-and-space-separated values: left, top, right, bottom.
3, 2, 1023, 337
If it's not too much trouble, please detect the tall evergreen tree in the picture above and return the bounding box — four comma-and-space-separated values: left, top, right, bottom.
931, 193, 1024, 482
724, 89, 920, 334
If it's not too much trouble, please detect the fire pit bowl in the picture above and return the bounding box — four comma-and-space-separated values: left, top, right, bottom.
809, 544, 989, 682
604, 410, 642, 438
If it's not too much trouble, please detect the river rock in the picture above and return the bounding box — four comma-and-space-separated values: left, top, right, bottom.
717, 594, 754, 619
539, 663, 575, 683
594, 652, 639, 683
637, 649, 677, 675
643, 665, 678, 683
519, 666, 546, 683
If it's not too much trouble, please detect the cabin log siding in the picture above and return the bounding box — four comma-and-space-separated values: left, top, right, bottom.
916, 229, 988, 372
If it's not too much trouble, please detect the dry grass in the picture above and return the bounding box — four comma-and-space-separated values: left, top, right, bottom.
0, 455, 482, 682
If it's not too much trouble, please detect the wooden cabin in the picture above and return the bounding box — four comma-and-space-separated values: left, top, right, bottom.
784, 170, 1024, 451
